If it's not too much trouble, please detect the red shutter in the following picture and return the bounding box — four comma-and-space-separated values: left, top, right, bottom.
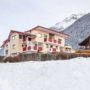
58, 41, 61, 44
28, 46, 31, 50
34, 46, 37, 50
49, 38, 52, 42
54, 40, 57, 43
23, 47, 26, 51
53, 48, 56, 52
23, 38, 26, 42
38, 47, 42, 51
44, 38, 47, 42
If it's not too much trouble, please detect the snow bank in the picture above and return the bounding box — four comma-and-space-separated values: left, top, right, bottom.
0, 57, 90, 90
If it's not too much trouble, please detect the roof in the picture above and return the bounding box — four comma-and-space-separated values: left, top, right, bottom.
25, 26, 69, 37
1, 26, 69, 48
1, 39, 9, 48
1, 30, 32, 48
79, 36, 90, 46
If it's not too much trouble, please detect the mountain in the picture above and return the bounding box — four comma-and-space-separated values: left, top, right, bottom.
50, 14, 84, 32
62, 13, 90, 49
0, 48, 4, 56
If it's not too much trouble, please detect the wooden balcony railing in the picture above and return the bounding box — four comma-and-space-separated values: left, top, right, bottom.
44, 38, 61, 44
23, 46, 43, 52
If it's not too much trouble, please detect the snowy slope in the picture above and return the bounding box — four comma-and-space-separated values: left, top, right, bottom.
0, 57, 90, 90
62, 13, 90, 49
50, 14, 84, 32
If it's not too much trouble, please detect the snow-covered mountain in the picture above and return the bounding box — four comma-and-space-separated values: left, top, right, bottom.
62, 13, 90, 49
50, 14, 84, 32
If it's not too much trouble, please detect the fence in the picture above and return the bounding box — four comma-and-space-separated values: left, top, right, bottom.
2, 53, 90, 62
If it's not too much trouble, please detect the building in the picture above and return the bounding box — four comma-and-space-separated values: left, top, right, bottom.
79, 36, 90, 50
1, 26, 73, 57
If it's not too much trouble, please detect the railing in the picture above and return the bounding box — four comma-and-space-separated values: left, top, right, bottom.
23, 46, 43, 52
44, 38, 61, 44
53, 48, 56, 52
80, 46, 90, 50
50, 48, 58, 52
23, 38, 31, 42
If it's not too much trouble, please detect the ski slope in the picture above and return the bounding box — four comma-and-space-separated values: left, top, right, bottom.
0, 57, 90, 90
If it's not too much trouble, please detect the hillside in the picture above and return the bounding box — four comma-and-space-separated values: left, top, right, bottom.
0, 57, 90, 90
62, 13, 90, 49
50, 13, 84, 32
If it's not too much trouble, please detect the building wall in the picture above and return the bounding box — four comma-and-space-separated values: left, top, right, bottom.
10, 33, 23, 55
4, 42, 10, 57
3, 28, 69, 56
31, 29, 65, 53
31, 29, 65, 46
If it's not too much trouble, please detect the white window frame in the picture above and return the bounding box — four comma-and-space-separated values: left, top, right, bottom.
12, 35, 17, 40
37, 33, 42, 38
12, 44, 16, 49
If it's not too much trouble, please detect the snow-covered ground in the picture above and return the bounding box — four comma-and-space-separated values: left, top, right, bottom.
0, 57, 90, 90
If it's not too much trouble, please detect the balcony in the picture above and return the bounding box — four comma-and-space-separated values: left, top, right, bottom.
50, 48, 60, 53
23, 47, 26, 51
23, 38, 31, 42
38, 47, 43, 51
80, 46, 90, 50
28, 46, 31, 50
23, 38, 26, 42
23, 46, 43, 52
44, 38, 61, 45
53, 48, 56, 52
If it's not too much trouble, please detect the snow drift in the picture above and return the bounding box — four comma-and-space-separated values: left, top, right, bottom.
0, 57, 90, 90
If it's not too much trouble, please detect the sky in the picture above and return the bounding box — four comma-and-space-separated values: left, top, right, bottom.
0, 0, 90, 46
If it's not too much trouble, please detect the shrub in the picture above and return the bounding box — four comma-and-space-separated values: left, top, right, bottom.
3, 56, 21, 63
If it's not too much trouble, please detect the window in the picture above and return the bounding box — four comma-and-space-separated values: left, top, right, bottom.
46, 44, 49, 48
22, 45, 24, 48
6, 44, 8, 48
12, 35, 17, 40
23, 35, 26, 39
58, 39, 62, 41
19, 35, 23, 39
5, 50, 8, 55
12, 44, 16, 49
35, 44, 37, 47
50, 45, 53, 49
56, 46, 58, 49
44, 34, 47, 38
25, 45, 27, 47
37, 33, 42, 38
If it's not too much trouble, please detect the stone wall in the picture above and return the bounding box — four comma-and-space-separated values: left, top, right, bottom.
2, 53, 90, 62
19, 53, 90, 62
